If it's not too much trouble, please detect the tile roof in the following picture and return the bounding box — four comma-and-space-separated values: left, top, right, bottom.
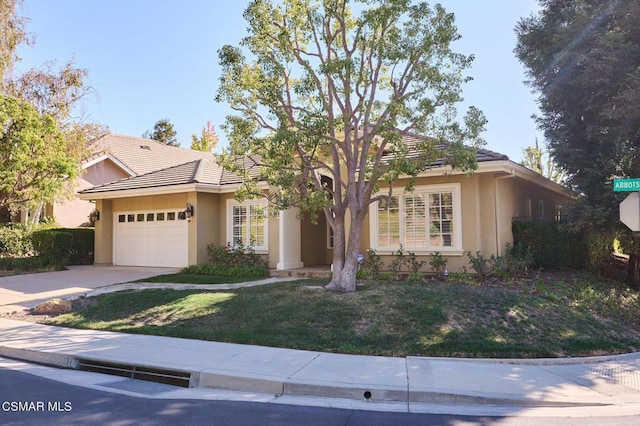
87, 133, 216, 175
382, 131, 509, 165
80, 132, 510, 195
80, 159, 220, 194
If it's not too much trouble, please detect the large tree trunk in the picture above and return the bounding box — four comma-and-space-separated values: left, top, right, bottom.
325, 214, 363, 293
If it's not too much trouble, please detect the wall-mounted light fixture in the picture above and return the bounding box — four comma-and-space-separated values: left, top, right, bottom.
185, 202, 194, 218
89, 209, 100, 222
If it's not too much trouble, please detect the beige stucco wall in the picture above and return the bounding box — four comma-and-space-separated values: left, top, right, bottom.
496, 176, 572, 253
355, 171, 572, 273
90, 165, 572, 272
93, 199, 113, 265
193, 193, 220, 265
54, 161, 130, 227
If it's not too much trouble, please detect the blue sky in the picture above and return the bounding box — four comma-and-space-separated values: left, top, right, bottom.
15, 0, 541, 162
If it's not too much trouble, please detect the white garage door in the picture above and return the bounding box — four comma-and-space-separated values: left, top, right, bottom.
114, 210, 189, 267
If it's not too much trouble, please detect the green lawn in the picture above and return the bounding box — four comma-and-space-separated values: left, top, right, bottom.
135, 273, 263, 284
49, 271, 640, 358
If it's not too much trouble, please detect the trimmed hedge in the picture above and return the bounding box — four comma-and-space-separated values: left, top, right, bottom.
67, 227, 95, 264
31, 228, 94, 267
512, 220, 586, 270
181, 264, 270, 278
0, 225, 32, 257
0, 256, 47, 272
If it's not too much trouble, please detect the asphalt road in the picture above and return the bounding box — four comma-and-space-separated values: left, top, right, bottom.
1, 369, 638, 426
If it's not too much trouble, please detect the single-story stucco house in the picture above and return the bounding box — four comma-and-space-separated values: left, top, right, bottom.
78, 133, 572, 272
47, 134, 216, 227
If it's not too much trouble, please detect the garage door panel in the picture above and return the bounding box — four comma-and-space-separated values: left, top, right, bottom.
115, 210, 188, 268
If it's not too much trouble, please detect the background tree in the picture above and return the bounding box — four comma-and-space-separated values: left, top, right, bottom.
190, 121, 219, 152
515, 0, 640, 284
521, 138, 566, 184
4, 61, 107, 222
216, 0, 486, 292
143, 118, 179, 146
0, 95, 79, 216
0, 1, 103, 224
0, 0, 29, 82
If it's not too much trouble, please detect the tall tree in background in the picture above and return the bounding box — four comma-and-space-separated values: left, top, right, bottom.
0, 0, 29, 82
216, 0, 486, 292
521, 138, 566, 184
4, 61, 107, 222
1, 0, 104, 223
190, 121, 219, 152
143, 118, 179, 146
515, 0, 640, 284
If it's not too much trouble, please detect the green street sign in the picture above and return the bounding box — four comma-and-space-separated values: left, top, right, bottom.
614, 178, 640, 192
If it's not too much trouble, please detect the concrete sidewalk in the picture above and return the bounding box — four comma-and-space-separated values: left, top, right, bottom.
1, 318, 640, 417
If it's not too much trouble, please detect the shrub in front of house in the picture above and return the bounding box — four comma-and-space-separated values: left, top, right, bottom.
512, 220, 586, 270
0, 224, 32, 258
31, 228, 95, 268
66, 227, 95, 265
0, 256, 46, 272
31, 229, 73, 268
181, 264, 269, 278
206, 241, 269, 275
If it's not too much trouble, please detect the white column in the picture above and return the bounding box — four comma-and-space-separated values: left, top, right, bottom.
276, 207, 304, 270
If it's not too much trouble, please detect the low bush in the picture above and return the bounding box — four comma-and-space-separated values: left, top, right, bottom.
429, 251, 447, 276
0, 224, 32, 257
207, 242, 269, 269
181, 264, 269, 278
357, 248, 384, 280
31, 228, 94, 268
467, 244, 533, 282
0, 256, 48, 272
67, 228, 94, 264
512, 220, 586, 269
31, 229, 73, 268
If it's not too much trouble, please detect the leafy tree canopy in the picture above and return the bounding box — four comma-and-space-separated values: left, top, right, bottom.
216, 0, 486, 292
0, 0, 29, 82
143, 118, 179, 146
0, 1, 104, 223
0, 95, 79, 212
521, 138, 566, 184
515, 0, 640, 227
516, 0, 640, 285
190, 121, 219, 152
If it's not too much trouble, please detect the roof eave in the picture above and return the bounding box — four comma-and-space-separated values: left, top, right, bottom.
413, 160, 571, 197
77, 181, 268, 200
82, 153, 137, 177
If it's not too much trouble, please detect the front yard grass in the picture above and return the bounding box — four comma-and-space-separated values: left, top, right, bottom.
48, 271, 640, 358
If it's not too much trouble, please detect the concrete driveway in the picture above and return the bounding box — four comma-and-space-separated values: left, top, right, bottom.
0, 265, 179, 312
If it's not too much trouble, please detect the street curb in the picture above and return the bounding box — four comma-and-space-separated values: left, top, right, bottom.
407, 352, 640, 366
0, 345, 618, 408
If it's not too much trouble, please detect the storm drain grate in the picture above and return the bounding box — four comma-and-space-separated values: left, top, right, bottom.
76, 358, 191, 388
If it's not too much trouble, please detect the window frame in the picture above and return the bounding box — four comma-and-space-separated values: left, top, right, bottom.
226, 199, 269, 253
369, 183, 463, 254
524, 197, 532, 221
538, 200, 545, 220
